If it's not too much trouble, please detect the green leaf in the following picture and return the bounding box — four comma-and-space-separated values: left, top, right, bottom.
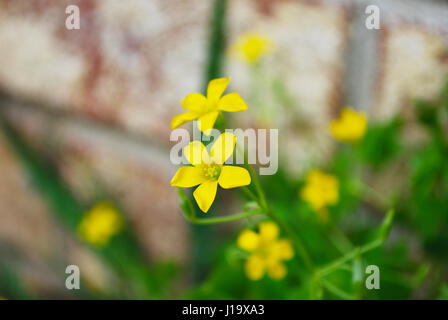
357, 118, 403, 169
414, 99, 438, 128
178, 188, 196, 220
378, 209, 395, 243
352, 252, 363, 286
439, 285, 448, 300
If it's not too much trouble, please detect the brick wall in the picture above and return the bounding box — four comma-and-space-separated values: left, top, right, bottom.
0, 0, 448, 284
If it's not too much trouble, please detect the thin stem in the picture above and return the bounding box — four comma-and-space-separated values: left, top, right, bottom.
241, 186, 259, 204
316, 238, 382, 278
245, 162, 269, 211
189, 210, 260, 225
321, 279, 353, 300
356, 180, 389, 210
326, 223, 354, 254
266, 210, 314, 270
244, 161, 314, 270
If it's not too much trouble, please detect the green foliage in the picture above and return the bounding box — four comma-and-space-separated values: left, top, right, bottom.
0, 262, 34, 300
357, 117, 403, 169
0, 119, 179, 299
183, 80, 448, 300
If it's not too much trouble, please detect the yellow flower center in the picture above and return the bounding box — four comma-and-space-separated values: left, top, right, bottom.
232, 33, 273, 65
255, 243, 272, 259
203, 164, 221, 180
205, 100, 217, 112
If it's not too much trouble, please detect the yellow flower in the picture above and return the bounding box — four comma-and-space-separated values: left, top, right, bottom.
237, 222, 294, 281
171, 77, 247, 134
171, 132, 251, 213
300, 169, 339, 213
78, 202, 124, 247
231, 33, 273, 65
330, 107, 368, 143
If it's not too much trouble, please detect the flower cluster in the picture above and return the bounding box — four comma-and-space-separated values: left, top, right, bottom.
300, 108, 367, 219
170, 78, 252, 213
170, 38, 371, 283
78, 202, 124, 247
237, 222, 294, 280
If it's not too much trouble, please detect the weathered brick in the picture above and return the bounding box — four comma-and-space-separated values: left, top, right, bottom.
370, 0, 448, 120
2, 104, 189, 262
0, 0, 210, 142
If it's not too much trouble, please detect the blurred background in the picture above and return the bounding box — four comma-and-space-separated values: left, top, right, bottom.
0, 0, 447, 299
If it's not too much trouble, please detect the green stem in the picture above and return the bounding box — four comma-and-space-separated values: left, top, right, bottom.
356, 180, 389, 210
321, 279, 353, 300
266, 210, 314, 270
316, 238, 382, 278
326, 223, 354, 254
189, 210, 260, 225
241, 186, 259, 204
245, 160, 314, 270
245, 162, 269, 211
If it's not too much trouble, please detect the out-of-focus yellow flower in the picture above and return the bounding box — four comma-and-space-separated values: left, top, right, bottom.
330, 107, 368, 143
300, 169, 339, 213
171, 132, 251, 213
231, 33, 273, 65
0, 297, 7, 300
78, 202, 124, 247
237, 222, 294, 281
171, 77, 247, 134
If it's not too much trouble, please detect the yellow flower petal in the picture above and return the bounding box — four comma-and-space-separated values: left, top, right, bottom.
184, 141, 210, 165
210, 132, 236, 164
181, 93, 207, 112
301, 184, 326, 211
170, 166, 206, 188
325, 181, 339, 205
77, 202, 123, 247
259, 221, 279, 242
273, 239, 294, 260
245, 254, 265, 281
193, 180, 218, 213
217, 93, 248, 112
197, 111, 219, 135
330, 107, 368, 143
207, 77, 230, 104
237, 229, 260, 252
171, 111, 199, 129
267, 262, 287, 280
231, 33, 273, 65
300, 169, 339, 212
218, 166, 251, 189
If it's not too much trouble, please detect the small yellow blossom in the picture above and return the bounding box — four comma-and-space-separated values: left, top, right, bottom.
171, 78, 247, 134
78, 202, 124, 247
171, 132, 251, 213
300, 169, 339, 214
237, 222, 294, 281
231, 33, 273, 65
330, 107, 368, 143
